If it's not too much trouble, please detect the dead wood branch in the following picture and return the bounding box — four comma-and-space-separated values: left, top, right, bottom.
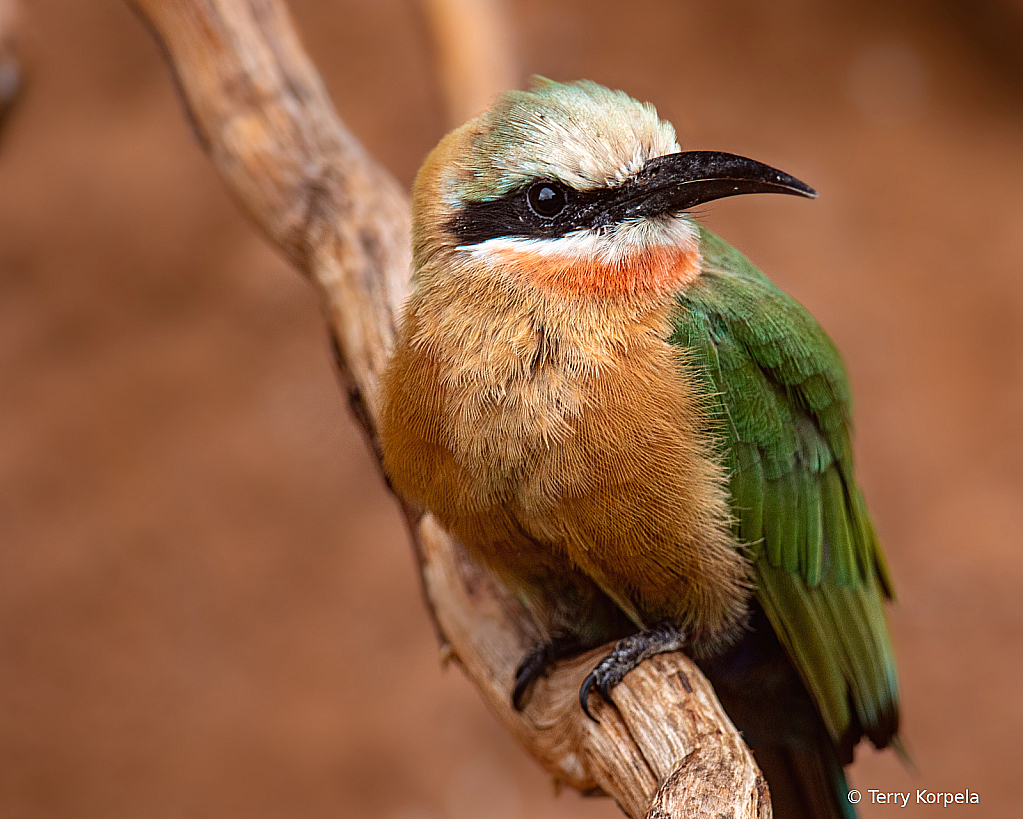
420, 0, 520, 123
0, 0, 23, 132
126, 1, 771, 817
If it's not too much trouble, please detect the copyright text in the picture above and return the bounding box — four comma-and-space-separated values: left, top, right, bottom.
847, 790, 980, 807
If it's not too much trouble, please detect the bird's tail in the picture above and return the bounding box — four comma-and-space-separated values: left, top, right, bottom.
752, 741, 857, 819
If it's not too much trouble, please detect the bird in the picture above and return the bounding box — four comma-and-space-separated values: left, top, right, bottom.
379, 78, 900, 819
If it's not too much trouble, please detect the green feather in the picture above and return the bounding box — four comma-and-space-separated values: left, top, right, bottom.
821, 466, 857, 586
731, 441, 764, 549
803, 475, 825, 587
670, 226, 900, 752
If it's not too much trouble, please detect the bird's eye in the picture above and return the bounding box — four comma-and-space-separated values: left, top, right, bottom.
527, 182, 567, 218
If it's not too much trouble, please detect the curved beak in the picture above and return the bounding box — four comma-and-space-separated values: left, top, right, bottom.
602, 151, 816, 223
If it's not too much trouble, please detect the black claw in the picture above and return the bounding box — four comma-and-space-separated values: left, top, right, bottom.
576, 621, 687, 719
512, 635, 583, 710
512, 649, 547, 710
585, 666, 597, 719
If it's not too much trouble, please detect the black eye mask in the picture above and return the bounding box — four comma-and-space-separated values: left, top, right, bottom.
447, 151, 815, 247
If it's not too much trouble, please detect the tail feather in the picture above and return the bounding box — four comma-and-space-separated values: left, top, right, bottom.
754, 744, 857, 819
696, 602, 865, 819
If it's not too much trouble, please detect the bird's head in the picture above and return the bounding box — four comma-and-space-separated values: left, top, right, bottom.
412, 79, 814, 300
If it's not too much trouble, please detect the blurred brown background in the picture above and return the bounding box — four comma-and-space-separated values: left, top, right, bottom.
2, 0, 1022, 817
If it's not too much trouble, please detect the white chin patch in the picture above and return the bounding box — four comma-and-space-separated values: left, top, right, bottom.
460, 214, 698, 265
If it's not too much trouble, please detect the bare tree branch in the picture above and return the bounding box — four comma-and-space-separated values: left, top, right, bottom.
126, 2, 771, 817
0, 0, 23, 134
420, 0, 520, 123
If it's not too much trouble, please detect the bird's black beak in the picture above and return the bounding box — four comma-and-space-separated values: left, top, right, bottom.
601, 151, 816, 223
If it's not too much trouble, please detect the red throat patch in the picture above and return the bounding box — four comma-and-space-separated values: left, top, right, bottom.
493, 243, 702, 299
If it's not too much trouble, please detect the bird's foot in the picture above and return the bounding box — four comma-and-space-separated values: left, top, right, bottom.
579, 620, 686, 721
512, 634, 583, 710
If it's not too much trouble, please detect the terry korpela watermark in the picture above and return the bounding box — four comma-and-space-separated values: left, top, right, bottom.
847, 789, 981, 808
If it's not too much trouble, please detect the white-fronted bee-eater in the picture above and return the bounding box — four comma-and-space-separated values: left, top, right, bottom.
380, 79, 900, 819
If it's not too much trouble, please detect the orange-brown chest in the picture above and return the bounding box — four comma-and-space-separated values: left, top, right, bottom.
382, 277, 690, 548
380, 266, 748, 637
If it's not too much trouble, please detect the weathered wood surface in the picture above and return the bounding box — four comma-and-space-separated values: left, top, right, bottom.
127, 1, 771, 816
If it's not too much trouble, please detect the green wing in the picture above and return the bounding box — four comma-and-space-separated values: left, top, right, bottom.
671, 227, 899, 753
